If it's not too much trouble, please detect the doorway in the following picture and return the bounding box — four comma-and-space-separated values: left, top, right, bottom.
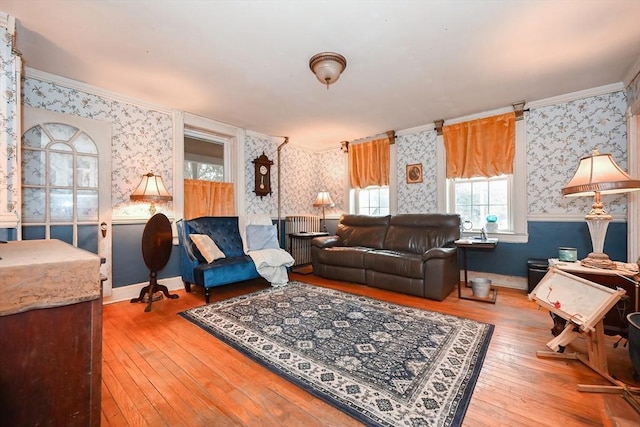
21, 106, 113, 295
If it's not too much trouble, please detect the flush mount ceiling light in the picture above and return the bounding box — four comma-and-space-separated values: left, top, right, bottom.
309, 52, 347, 89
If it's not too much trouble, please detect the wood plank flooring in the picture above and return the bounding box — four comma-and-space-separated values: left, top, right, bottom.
101, 274, 640, 426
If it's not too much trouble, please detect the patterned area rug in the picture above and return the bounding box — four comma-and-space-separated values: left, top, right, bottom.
179, 282, 493, 427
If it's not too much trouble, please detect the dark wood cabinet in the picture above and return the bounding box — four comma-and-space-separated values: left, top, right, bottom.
0, 240, 102, 426
0, 299, 102, 426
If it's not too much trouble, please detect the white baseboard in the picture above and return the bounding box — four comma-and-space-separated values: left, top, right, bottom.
102, 272, 528, 305
461, 271, 528, 291
102, 276, 184, 305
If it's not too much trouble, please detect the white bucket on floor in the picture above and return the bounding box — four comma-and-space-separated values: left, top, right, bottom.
471, 278, 491, 298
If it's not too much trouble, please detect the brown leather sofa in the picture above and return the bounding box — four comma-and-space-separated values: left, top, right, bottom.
311, 214, 460, 301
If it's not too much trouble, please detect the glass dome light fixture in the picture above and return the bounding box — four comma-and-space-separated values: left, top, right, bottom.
309, 52, 347, 89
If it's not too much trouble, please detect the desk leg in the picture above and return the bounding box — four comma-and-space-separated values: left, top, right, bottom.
458, 247, 468, 298
463, 247, 469, 287
457, 246, 498, 304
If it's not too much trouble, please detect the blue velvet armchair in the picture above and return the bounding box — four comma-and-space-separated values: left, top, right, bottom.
176, 217, 261, 303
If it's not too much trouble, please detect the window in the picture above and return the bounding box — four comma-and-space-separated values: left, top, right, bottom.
350, 186, 390, 215
184, 161, 223, 182
437, 108, 527, 243
184, 134, 225, 182
448, 175, 511, 231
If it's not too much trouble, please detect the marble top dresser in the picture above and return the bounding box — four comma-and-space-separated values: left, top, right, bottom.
0, 239, 101, 316
0, 239, 102, 426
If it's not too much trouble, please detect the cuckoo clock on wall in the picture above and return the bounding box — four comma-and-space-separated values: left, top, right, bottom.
252, 153, 273, 197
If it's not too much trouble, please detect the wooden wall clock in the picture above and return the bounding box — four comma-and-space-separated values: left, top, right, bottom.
252, 152, 273, 197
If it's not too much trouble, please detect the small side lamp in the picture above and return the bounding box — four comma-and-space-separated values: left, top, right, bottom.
130, 172, 173, 215
313, 191, 335, 232
562, 149, 640, 269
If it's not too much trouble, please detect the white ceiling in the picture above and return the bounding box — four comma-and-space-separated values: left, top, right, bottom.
4, 0, 640, 151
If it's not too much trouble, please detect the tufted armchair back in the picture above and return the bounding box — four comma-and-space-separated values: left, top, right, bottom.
185, 216, 245, 258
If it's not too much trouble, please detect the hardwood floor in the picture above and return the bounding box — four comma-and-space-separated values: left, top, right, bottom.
101, 274, 640, 426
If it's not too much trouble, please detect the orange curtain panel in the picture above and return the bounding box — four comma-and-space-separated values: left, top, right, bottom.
184, 179, 235, 219
349, 137, 390, 188
443, 112, 515, 179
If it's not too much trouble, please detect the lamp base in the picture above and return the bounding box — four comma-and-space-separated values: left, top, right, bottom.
581, 252, 616, 270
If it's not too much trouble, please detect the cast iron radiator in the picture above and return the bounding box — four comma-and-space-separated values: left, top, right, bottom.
285, 215, 320, 266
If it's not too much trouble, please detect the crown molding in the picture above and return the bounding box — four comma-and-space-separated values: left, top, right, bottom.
526, 83, 624, 110
440, 106, 515, 126
396, 123, 436, 137
25, 67, 173, 114
624, 56, 640, 87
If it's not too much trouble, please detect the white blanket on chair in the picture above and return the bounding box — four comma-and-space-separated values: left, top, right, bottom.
239, 214, 294, 286
248, 248, 294, 286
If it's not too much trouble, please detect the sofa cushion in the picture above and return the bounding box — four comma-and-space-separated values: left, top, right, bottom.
364, 250, 424, 279
194, 255, 258, 287
190, 234, 226, 263
313, 246, 372, 269
336, 214, 390, 249
384, 214, 460, 254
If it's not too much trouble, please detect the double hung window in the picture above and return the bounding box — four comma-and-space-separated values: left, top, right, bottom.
350, 186, 390, 215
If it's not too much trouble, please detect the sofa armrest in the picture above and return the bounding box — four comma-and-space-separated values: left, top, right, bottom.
311, 235, 341, 248
176, 219, 201, 285
422, 247, 457, 261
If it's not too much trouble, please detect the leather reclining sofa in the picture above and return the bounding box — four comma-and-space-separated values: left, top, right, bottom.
311, 214, 460, 301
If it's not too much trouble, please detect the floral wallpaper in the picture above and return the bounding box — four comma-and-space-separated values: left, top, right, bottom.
244, 134, 345, 219
311, 148, 345, 219
22, 78, 174, 219
11, 72, 632, 227
396, 129, 438, 213
244, 133, 278, 216
0, 17, 19, 227
527, 91, 628, 215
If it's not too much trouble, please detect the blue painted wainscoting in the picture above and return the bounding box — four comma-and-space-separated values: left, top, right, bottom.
112, 223, 180, 288
464, 221, 628, 277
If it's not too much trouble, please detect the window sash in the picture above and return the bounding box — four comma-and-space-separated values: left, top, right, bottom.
350, 186, 390, 216
447, 175, 513, 232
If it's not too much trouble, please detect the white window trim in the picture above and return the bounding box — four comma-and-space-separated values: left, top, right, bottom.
173, 111, 244, 228
436, 108, 528, 243
345, 141, 397, 215
446, 174, 512, 232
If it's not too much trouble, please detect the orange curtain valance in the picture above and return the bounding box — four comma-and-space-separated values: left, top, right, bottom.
184, 180, 235, 219
349, 137, 390, 188
443, 112, 515, 179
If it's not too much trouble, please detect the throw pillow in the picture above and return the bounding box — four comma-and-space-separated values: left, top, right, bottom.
246, 224, 280, 251
190, 234, 226, 263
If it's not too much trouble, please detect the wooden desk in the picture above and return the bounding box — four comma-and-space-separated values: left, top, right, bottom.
455, 238, 499, 303
0, 240, 102, 426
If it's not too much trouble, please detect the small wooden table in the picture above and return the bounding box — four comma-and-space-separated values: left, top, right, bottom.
288, 231, 328, 274
455, 238, 499, 303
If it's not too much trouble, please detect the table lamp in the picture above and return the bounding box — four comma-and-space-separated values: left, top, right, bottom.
562, 150, 640, 269
130, 172, 173, 215
313, 191, 334, 232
